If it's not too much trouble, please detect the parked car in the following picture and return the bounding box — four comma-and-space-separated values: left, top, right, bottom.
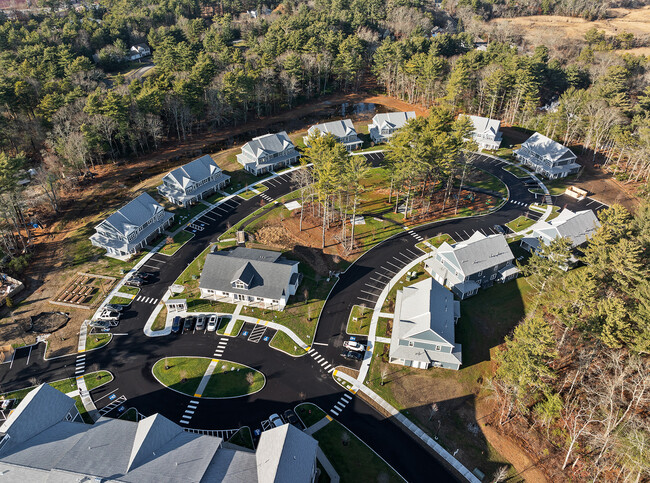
269, 413, 284, 428
105, 304, 125, 312
343, 340, 365, 352
137, 271, 155, 280
183, 317, 195, 333
207, 315, 218, 332
96, 309, 120, 321
493, 224, 506, 234
124, 277, 143, 287
283, 409, 303, 429
171, 316, 182, 334
196, 316, 206, 331
341, 350, 363, 361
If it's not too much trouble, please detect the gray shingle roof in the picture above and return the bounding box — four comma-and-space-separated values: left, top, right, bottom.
436, 232, 514, 277
241, 132, 294, 158
97, 192, 166, 236
529, 209, 600, 248
162, 155, 224, 190
256, 424, 318, 483
0, 384, 77, 446
466, 115, 502, 138
370, 111, 415, 130
308, 119, 357, 139
199, 248, 298, 300
520, 132, 576, 161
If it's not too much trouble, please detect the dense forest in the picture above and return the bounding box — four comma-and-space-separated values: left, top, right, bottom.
492, 204, 650, 481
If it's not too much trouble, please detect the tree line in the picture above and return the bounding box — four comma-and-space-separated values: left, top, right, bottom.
492, 204, 650, 481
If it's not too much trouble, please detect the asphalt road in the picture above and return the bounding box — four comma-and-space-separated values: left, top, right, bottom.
0, 153, 607, 482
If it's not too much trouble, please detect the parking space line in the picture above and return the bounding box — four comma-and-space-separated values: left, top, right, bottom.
379, 266, 396, 274
386, 260, 401, 270
360, 289, 379, 297
463, 230, 471, 238
358, 296, 377, 305
364, 282, 382, 290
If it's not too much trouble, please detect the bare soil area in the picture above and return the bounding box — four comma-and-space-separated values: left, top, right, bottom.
491, 6, 650, 46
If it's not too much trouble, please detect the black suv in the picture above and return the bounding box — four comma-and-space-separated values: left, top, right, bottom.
341, 350, 363, 361
183, 317, 195, 333
172, 316, 183, 334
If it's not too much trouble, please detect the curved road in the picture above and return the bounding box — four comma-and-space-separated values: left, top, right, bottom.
0, 153, 581, 482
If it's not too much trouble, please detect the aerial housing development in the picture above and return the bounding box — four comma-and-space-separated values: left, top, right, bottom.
2, 1, 649, 482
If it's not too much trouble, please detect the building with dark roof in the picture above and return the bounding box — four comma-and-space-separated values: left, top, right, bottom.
89, 192, 174, 258
158, 155, 230, 207
199, 247, 301, 310
0, 384, 319, 482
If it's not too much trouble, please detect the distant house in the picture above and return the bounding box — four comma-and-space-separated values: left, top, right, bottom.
199, 247, 301, 310
0, 383, 319, 482
424, 232, 518, 300
158, 155, 230, 207
127, 43, 151, 61
368, 111, 416, 144
89, 192, 173, 258
304, 119, 362, 151
521, 208, 600, 253
237, 132, 300, 176
389, 278, 462, 370
463, 115, 502, 150
514, 132, 581, 179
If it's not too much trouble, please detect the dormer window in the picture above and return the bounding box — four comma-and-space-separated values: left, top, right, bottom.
232, 280, 248, 290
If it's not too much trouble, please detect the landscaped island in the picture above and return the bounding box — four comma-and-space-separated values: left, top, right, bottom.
152, 357, 265, 398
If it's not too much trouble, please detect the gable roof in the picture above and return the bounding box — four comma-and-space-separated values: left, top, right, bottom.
162, 155, 222, 190
520, 132, 576, 161
466, 115, 501, 136
242, 132, 294, 158
371, 111, 416, 130
98, 192, 165, 236
398, 278, 456, 346
531, 209, 600, 248
0, 384, 76, 446
437, 232, 514, 276
308, 119, 357, 139
199, 248, 298, 300
256, 424, 318, 483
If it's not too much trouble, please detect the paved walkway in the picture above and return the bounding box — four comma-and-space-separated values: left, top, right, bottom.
224, 304, 243, 335
77, 321, 88, 352
113, 291, 137, 299
317, 448, 340, 483
194, 359, 219, 397
304, 415, 331, 435
76, 374, 99, 421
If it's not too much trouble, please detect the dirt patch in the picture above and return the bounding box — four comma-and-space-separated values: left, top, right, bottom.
491, 6, 650, 46
23, 311, 70, 334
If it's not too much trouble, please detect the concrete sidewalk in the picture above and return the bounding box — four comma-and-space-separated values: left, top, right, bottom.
223, 304, 243, 335
194, 359, 219, 397
76, 375, 99, 422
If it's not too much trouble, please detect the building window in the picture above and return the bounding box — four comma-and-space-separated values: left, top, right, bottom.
435, 345, 441, 351
408, 341, 414, 347
490, 273, 497, 280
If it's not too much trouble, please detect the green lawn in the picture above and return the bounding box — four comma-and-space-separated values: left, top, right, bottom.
346, 305, 371, 336
167, 203, 210, 232
84, 370, 113, 391
227, 427, 255, 450
152, 357, 212, 396
85, 333, 111, 351
506, 216, 536, 233
152, 307, 167, 331
217, 317, 243, 335
376, 317, 393, 338
269, 331, 306, 356
159, 230, 194, 256
253, 184, 268, 193
202, 361, 265, 398
314, 420, 404, 483
50, 378, 77, 394
205, 192, 225, 204
223, 167, 267, 194
415, 233, 455, 252
119, 286, 140, 296
464, 167, 508, 197
109, 296, 133, 305
295, 402, 327, 428
502, 164, 530, 178
238, 189, 259, 200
